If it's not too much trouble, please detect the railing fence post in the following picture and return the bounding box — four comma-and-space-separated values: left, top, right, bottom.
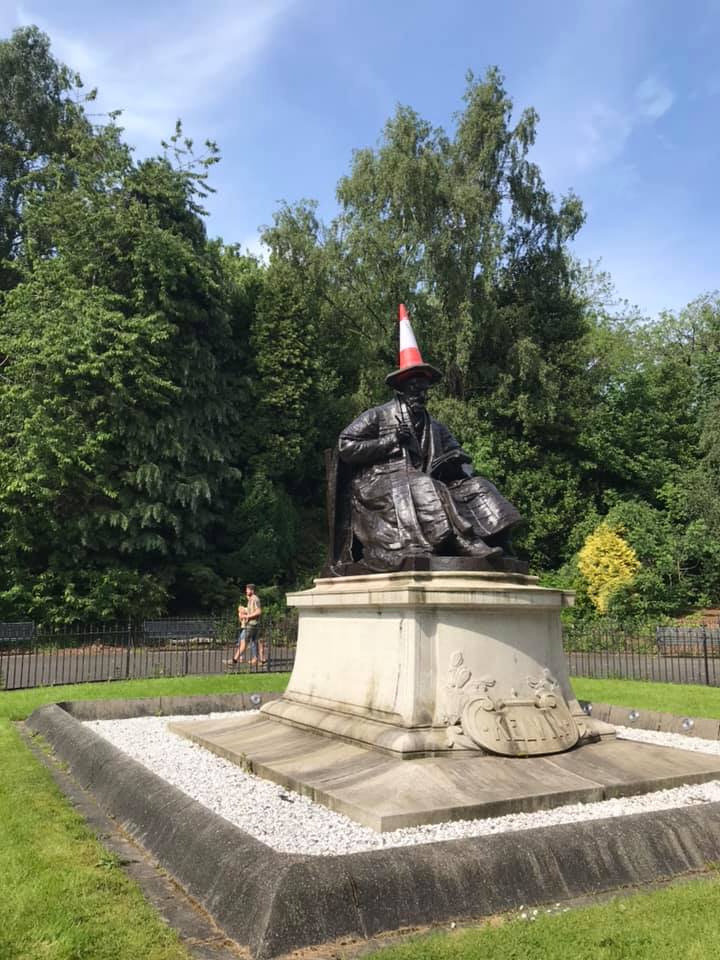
125, 617, 132, 679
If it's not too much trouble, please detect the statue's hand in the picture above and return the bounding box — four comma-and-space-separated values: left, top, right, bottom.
395, 418, 412, 446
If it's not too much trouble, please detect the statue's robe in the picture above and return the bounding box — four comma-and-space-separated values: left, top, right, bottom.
338, 397, 520, 570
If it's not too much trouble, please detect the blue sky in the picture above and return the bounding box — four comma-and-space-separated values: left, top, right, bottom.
2, 0, 718, 318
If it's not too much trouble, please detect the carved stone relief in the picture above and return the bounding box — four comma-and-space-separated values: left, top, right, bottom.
442, 656, 582, 756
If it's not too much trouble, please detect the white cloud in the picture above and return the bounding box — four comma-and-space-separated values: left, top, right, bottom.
12, 1, 295, 150
635, 75, 675, 120
574, 102, 633, 172
533, 76, 676, 191
570, 75, 674, 174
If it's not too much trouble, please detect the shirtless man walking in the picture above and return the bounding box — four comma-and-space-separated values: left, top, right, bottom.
225, 584, 262, 667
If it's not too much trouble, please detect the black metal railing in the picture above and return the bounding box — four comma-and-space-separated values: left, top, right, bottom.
5, 615, 720, 692
0, 614, 298, 691
564, 624, 720, 687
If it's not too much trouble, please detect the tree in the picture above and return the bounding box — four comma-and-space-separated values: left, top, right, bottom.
328, 70, 586, 411
254, 203, 346, 488
259, 69, 595, 568
0, 40, 252, 620
677, 295, 720, 532
0, 26, 92, 291
575, 280, 707, 505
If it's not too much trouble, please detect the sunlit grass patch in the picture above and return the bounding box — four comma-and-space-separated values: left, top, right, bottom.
571, 676, 720, 719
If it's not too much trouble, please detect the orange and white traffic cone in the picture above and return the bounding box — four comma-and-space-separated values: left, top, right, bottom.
386, 304, 442, 389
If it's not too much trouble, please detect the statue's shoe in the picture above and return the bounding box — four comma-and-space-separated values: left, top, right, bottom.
455, 535, 503, 559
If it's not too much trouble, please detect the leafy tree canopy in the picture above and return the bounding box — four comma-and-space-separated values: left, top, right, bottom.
0, 30, 254, 621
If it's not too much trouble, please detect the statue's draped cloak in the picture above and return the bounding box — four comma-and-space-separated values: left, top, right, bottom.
338, 398, 520, 570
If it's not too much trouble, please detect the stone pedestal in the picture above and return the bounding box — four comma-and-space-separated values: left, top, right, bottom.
261, 571, 611, 758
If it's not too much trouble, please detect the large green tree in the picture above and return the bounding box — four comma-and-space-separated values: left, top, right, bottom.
261, 69, 594, 566
557, 290, 720, 620
0, 40, 253, 621
673, 295, 720, 555
0, 26, 92, 292
576, 282, 703, 505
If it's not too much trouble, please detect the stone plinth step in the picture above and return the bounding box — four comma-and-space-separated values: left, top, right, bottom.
169, 712, 720, 832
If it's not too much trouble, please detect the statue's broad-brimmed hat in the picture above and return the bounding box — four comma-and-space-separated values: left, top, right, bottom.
385, 304, 443, 389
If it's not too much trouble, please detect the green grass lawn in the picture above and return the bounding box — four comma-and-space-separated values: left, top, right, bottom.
4, 672, 720, 959
1, 673, 289, 960
0, 671, 290, 721
367, 873, 720, 960
572, 676, 720, 718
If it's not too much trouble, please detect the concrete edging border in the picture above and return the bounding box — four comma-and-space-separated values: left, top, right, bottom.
25, 693, 720, 959
582, 701, 720, 740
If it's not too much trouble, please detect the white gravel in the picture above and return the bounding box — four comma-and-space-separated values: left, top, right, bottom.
85, 712, 720, 857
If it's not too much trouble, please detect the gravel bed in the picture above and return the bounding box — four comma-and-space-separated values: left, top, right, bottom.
85, 712, 720, 857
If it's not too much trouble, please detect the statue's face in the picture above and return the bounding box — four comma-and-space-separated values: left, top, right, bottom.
399, 376, 430, 414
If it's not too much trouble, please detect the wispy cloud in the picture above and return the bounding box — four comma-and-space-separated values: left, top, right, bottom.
560, 72, 675, 178
573, 75, 674, 172
635, 75, 674, 120
574, 102, 633, 172
514, 0, 677, 189
12, 1, 295, 150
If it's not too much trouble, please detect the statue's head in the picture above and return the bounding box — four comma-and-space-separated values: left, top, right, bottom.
394, 373, 433, 414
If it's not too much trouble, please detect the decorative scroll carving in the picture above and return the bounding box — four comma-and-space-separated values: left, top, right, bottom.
443, 656, 580, 756
527, 668, 559, 696
442, 651, 495, 730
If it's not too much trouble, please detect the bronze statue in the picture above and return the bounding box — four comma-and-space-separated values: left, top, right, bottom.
326, 306, 523, 576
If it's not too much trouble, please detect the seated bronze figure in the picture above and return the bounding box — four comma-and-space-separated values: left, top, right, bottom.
326, 306, 524, 576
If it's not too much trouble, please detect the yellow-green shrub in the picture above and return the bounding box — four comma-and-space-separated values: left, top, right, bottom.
577, 523, 641, 613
